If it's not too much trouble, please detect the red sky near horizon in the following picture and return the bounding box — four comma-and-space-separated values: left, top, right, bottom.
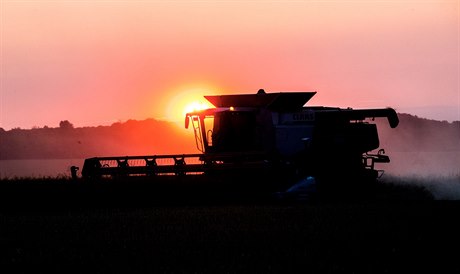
0, 0, 458, 130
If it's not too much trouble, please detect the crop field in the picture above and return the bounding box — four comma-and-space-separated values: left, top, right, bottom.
0, 177, 459, 273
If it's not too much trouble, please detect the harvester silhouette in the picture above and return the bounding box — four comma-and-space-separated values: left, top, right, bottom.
75, 89, 398, 189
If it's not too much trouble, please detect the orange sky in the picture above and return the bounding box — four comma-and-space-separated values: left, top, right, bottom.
0, 0, 458, 130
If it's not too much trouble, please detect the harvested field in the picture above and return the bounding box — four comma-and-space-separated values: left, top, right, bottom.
0, 178, 458, 273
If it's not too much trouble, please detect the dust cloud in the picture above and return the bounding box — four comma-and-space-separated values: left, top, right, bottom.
376, 113, 460, 199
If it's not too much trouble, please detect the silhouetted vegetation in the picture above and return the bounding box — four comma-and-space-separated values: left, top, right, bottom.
0, 119, 195, 160
58, 120, 74, 129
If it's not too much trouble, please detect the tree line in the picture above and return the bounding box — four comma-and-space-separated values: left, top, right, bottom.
0, 119, 196, 160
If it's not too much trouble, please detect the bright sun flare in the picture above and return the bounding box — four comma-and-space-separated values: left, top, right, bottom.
165, 86, 216, 123
184, 101, 211, 115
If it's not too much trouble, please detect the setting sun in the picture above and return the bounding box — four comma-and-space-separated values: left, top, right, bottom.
165, 86, 217, 123
184, 101, 213, 115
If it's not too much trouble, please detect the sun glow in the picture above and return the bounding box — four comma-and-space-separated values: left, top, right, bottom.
184, 101, 212, 115
165, 85, 216, 124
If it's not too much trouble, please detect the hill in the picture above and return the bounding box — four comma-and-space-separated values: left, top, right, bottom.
0, 119, 196, 160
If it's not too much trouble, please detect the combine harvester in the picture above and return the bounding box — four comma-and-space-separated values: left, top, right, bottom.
74, 89, 398, 199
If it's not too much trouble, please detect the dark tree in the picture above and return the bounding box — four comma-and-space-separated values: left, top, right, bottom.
59, 120, 74, 129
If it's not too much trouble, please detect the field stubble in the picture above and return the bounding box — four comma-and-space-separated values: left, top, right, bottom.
0, 176, 459, 272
